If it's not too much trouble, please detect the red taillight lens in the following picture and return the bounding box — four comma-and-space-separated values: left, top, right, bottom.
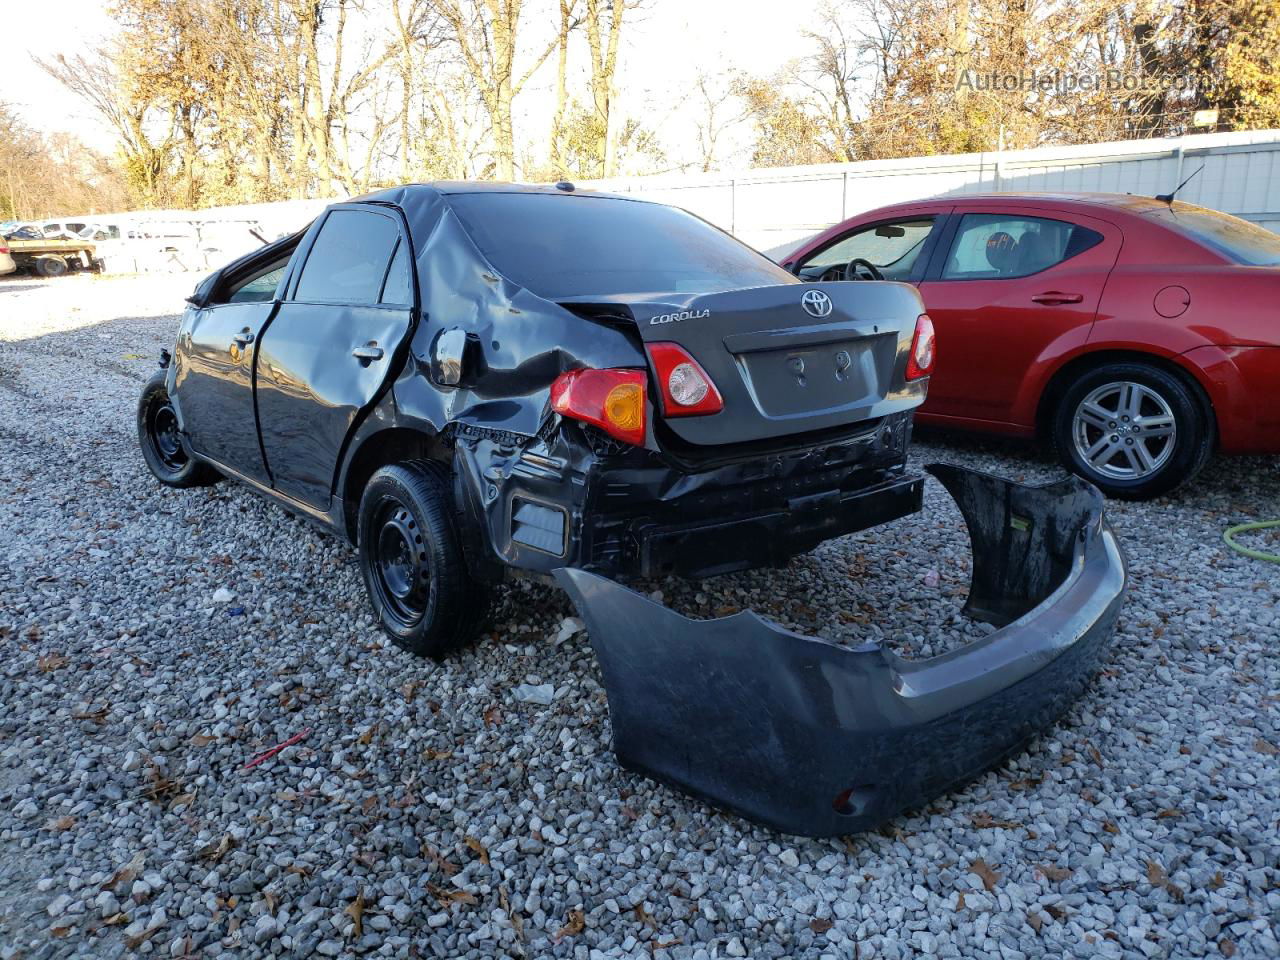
905, 314, 936, 380
645, 342, 723, 417
0, 246, 9, 255
550, 368, 647, 445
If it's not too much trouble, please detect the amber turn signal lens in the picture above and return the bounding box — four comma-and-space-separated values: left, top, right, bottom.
604, 382, 644, 432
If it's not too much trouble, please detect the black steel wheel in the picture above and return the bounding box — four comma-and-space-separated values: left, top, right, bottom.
137, 371, 221, 488
357, 461, 489, 659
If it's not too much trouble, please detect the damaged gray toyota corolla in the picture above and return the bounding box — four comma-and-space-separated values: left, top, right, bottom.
555, 464, 1127, 837
138, 182, 1126, 835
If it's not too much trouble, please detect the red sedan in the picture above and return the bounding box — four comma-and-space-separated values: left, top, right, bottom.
780, 193, 1280, 498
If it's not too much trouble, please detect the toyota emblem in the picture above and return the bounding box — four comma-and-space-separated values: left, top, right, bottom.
802, 289, 833, 318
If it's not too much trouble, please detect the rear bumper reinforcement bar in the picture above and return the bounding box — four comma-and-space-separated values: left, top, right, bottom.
554, 463, 1127, 837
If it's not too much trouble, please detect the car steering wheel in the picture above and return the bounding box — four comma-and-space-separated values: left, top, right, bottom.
845, 258, 884, 281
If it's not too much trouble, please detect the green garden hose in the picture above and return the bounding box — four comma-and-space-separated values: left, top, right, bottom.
1223, 519, 1280, 564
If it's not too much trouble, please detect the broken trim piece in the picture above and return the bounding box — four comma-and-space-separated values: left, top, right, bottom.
554, 463, 1127, 837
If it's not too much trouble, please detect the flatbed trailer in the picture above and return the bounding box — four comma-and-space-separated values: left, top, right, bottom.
4, 236, 101, 277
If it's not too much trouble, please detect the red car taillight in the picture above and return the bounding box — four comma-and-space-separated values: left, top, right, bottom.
645, 342, 723, 417
905, 314, 936, 380
550, 368, 647, 446
0, 246, 9, 255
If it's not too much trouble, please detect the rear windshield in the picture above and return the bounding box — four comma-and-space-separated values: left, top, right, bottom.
447, 192, 795, 298
1146, 203, 1280, 266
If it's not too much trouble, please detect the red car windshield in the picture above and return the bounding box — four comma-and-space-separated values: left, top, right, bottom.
1146, 202, 1280, 266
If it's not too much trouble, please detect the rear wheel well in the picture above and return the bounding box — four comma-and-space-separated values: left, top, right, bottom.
1036, 350, 1216, 441
342, 428, 450, 541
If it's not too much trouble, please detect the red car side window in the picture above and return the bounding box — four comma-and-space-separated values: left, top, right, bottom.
942, 214, 1103, 280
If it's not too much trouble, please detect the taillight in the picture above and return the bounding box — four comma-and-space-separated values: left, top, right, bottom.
0, 246, 8, 255
645, 342, 723, 417
905, 314, 936, 380
550, 368, 647, 445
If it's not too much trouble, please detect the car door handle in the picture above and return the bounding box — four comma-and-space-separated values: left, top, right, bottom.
1031, 291, 1084, 305
232, 328, 255, 346
352, 342, 384, 362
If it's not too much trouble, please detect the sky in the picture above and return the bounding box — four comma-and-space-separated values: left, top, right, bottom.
7, 0, 817, 169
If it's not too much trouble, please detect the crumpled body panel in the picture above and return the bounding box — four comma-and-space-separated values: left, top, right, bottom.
555, 464, 1127, 837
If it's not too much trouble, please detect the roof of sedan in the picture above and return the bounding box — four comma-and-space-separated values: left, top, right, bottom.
357, 181, 640, 203
930, 191, 1178, 213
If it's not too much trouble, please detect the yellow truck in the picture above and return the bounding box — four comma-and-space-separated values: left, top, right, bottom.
1, 230, 101, 277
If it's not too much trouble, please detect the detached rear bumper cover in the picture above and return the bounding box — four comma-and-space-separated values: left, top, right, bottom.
554, 464, 1127, 837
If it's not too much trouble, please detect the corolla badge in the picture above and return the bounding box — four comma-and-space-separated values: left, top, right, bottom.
802, 289, 833, 318
649, 309, 710, 325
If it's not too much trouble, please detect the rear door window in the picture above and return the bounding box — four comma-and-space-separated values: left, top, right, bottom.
379, 240, 413, 305
294, 209, 401, 304
942, 214, 1103, 279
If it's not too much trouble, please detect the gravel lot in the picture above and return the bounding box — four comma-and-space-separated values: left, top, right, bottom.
1, 272, 1277, 960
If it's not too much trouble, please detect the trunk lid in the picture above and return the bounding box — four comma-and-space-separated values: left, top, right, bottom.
560, 282, 928, 447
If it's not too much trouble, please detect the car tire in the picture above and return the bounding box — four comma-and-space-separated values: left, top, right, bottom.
357, 460, 490, 659
36, 256, 67, 278
1052, 361, 1213, 500
137, 371, 222, 488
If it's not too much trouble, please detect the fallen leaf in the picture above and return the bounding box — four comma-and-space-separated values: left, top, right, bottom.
1088, 745, 1103, 765
103, 852, 146, 891
970, 859, 1002, 891
1146, 860, 1168, 886
190, 733, 216, 746
554, 909, 585, 942
428, 883, 477, 906
45, 816, 77, 832
50, 925, 73, 938
362, 796, 378, 816
1156, 808, 1182, 819
971, 812, 1021, 829
72, 705, 109, 723
104, 912, 130, 925
422, 748, 454, 761
810, 917, 834, 934
346, 892, 365, 938
955, 892, 966, 910
634, 904, 658, 929
1254, 739, 1278, 756
464, 835, 490, 865
1220, 938, 1237, 957
423, 845, 459, 876
1209, 872, 1225, 889
286, 864, 311, 877
483, 706, 502, 728
37, 653, 69, 672
357, 726, 376, 745
263, 890, 279, 915
1036, 864, 1073, 883
1027, 911, 1043, 933
125, 926, 160, 949
199, 834, 234, 863
1102, 820, 1120, 834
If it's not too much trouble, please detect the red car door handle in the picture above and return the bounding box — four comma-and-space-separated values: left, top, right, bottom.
1031, 291, 1084, 305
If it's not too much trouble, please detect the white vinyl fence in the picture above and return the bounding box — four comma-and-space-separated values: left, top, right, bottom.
48, 128, 1280, 275
585, 128, 1280, 256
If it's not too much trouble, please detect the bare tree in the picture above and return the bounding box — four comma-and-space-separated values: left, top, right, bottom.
691, 71, 745, 172
582, 0, 635, 176
430, 0, 559, 179
35, 49, 175, 204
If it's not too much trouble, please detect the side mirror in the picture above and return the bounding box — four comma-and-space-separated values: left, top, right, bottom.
432, 327, 468, 386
